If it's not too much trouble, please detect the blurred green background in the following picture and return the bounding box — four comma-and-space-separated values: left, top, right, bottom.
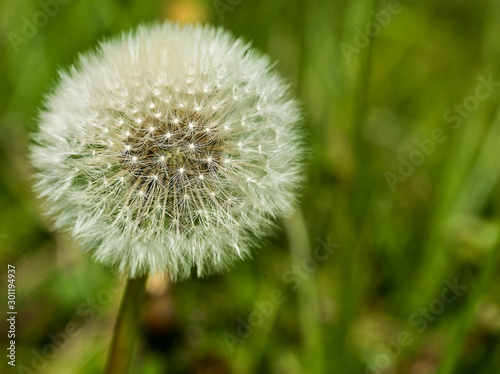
1, 0, 500, 373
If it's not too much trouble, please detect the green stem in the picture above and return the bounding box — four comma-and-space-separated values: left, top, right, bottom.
283, 211, 324, 374
336, 1, 377, 371
105, 275, 148, 374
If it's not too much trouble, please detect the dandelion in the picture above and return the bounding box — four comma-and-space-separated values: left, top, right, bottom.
30, 22, 304, 281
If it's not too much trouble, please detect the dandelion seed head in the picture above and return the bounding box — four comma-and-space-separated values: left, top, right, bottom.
30, 22, 304, 280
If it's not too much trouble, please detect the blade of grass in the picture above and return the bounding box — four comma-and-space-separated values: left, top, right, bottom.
283, 210, 324, 374
334, 0, 377, 372
408, 0, 500, 312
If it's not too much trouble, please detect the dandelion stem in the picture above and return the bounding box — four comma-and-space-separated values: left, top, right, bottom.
105, 275, 147, 374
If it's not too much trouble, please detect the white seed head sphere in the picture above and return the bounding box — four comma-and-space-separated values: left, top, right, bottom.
31, 23, 304, 280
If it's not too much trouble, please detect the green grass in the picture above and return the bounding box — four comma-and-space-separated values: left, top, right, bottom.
1, 0, 500, 373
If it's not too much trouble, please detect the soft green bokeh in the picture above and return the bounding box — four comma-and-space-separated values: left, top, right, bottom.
1, 0, 499, 373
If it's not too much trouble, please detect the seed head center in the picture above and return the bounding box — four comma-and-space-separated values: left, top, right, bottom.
122, 111, 222, 190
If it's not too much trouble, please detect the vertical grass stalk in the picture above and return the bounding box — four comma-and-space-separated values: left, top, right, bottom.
284, 211, 324, 373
